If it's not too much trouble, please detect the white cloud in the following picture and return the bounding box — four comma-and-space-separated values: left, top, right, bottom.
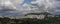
11, 0, 24, 5
22, 0, 60, 15
0, 0, 24, 11
0, 0, 25, 16
0, 0, 60, 16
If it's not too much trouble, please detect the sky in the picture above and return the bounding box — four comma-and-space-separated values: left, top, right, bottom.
24, 0, 35, 3
0, 0, 60, 16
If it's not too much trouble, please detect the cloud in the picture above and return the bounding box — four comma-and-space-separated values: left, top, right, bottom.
0, 0, 25, 11
0, 0, 25, 16
22, 0, 60, 15
0, 0, 60, 16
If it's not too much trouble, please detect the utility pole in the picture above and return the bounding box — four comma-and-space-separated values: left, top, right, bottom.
44, 0, 50, 19
44, 0, 49, 12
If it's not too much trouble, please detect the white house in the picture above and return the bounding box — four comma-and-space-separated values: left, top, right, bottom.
24, 13, 45, 19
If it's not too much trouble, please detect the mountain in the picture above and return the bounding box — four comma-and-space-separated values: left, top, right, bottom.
25, 12, 52, 16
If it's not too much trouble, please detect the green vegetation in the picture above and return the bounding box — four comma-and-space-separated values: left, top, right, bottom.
0, 12, 60, 24
0, 12, 59, 24
0, 17, 60, 24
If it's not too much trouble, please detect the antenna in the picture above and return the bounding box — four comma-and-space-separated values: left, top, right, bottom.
44, 0, 50, 12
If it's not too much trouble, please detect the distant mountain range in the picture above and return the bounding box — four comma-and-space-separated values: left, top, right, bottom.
25, 12, 52, 16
